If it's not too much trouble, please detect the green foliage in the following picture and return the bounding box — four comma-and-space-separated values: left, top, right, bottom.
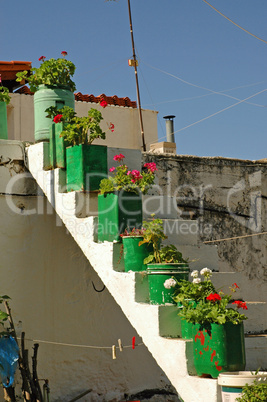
144, 244, 188, 265
139, 215, 186, 264
99, 158, 157, 195
16, 56, 76, 92
180, 296, 248, 325
45, 105, 76, 122
174, 278, 216, 305
0, 295, 10, 335
0, 86, 11, 104
45, 106, 105, 146
236, 380, 267, 402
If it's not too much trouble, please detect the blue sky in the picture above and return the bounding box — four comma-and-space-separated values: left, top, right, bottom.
2, 0, 267, 160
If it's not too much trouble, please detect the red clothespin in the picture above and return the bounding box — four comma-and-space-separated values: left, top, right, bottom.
132, 336, 136, 350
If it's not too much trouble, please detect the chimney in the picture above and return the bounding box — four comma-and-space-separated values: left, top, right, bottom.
163, 115, 176, 143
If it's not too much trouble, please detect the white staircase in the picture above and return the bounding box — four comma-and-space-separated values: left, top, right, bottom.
26, 142, 267, 402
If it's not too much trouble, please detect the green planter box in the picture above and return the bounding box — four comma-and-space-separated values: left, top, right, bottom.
193, 322, 246, 379
98, 192, 143, 242
177, 300, 196, 339
66, 144, 107, 192
49, 122, 70, 169
147, 263, 189, 305
122, 236, 153, 272
0, 101, 8, 140
34, 84, 75, 142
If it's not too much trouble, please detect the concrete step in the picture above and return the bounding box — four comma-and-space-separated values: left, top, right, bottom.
27, 142, 220, 402
245, 335, 267, 370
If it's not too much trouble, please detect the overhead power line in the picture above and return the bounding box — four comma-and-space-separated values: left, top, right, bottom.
202, 0, 267, 44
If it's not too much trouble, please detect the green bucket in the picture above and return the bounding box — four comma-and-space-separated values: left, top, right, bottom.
147, 263, 189, 305
66, 144, 107, 192
34, 84, 75, 142
193, 322, 246, 379
122, 236, 153, 272
98, 192, 143, 242
0, 102, 8, 140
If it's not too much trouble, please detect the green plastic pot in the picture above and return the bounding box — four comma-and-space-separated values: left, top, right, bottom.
177, 300, 196, 339
98, 191, 143, 242
66, 144, 107, 192
34, 84, 75, 142
0, 101, 8, 140
147, 263, 189, 305
49, 122, 70, 169
122, 236, 153, 272
193, 322, 246, 379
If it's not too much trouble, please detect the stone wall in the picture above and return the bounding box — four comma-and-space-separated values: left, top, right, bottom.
143, 153, 267, 301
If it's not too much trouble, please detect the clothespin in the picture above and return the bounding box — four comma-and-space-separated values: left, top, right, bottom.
132, 336, 136, 350
112, 345, 116, 359
118, 339, 123, 352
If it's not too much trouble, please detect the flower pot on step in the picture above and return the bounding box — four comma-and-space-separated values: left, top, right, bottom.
147, 263, 190, 305
218, 371, 267, 402
0, 101, 8, 140
193, 322, 246, 379
121, 236, 153, 272
98, 191, 143, 242
49, 122, 70, 169
66, 144, 107, 192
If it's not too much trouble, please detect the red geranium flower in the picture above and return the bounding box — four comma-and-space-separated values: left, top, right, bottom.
113, 154, 125, 162
53, 114, 63, 124
232, 283, 239, 289
108, 122, 115, 132
232, 300, 248, 310
206, 293, 221, 302
100, 99, 108, 108
38, 56, 46, 62
61, 51, 68, 57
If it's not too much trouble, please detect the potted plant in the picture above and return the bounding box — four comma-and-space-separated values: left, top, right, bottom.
45, 105, 76, 169
173, 268, 216, 339
98, 156, 157, 242
139, 215, 189, 305
218, 371, 267, 402
120, 227, 153, 272
179, 279, 248, 378
16, 52, 76, 142
50, 106, 107, 192
0, 86, 11, 140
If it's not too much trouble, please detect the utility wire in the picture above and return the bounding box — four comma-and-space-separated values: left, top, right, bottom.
202, 0, 267, 44
144, 80, 267, 107
143, 61, 266, 108
173, 88, 267, 135
203, 231, 267, 244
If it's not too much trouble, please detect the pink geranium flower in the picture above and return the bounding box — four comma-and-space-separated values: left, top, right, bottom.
109, 167, 115, 172
113, 154, 125, 162
144, 162, 157, 173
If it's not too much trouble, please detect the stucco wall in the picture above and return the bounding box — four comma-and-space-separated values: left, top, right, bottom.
7, 94, 158, 150
143, 153, 267, 302
0, 199, 178, 402
0, 142, 179, 401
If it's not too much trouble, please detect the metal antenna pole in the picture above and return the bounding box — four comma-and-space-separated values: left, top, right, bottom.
127, 0, 146, 151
